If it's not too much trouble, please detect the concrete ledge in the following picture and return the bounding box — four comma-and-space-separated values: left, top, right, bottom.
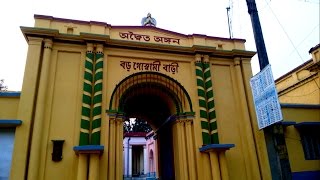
281, 103, 320, 109
292, 170, 320, 180
0, 92, 21, 97
294, 122, 320, 128
73, 145, 104, 155
199, 144, 235, 153
0, 119, 22, 127
281, 121, 296, 127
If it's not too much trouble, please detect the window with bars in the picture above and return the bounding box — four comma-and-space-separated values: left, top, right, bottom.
299, 128, 320, 160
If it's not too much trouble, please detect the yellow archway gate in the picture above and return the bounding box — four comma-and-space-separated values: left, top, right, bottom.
10, 15, 272, 180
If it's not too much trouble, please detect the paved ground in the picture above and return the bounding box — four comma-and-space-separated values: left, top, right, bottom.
124, 177, 157, 180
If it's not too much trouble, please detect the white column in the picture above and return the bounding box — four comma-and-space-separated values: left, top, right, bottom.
143, 145, 148, 175
129, 145, 132, 177
123, 139, 128, 176
154, 140, 159, 178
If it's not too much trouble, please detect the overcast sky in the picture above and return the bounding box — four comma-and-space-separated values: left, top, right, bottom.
0, 0, 319, 91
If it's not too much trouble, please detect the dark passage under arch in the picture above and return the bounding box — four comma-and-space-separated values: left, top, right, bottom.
111, 72, 190, 180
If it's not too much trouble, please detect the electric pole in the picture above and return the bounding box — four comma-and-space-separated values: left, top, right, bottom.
246, 0, 269, 69
245, 0, 292, 179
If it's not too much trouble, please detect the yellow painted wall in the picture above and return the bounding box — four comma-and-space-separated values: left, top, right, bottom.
276, 44, 320, 174
40, 49, 84, 179
278, 76, 319, 104
211, 62, 248, 180
0, 96, 20, 119
282, 108, 320, 122
105, 49, 195, 112
282, 108, 320, 172
276, 57, 320, 105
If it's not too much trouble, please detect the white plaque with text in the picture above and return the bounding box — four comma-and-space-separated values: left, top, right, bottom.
250, 65, 283, 129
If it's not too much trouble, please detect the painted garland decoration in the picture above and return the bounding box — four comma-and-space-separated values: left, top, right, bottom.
195, 55, 219, 145
79, 49, 94, 145
91, 50, 104, 145
79, 45, 104, 146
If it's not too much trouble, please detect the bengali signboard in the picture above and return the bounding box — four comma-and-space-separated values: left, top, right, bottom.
120, 60, 179, 74
119, 31, 180, 45
250, 65, 283, 129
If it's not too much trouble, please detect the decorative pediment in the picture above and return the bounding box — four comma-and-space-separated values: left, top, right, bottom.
20, 14, 255, 57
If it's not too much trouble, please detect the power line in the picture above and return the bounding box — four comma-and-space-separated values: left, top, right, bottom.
268, 0, 320, 4
262, 0, 320, 91
297, 0, 320, 4
287, 24, 320, 58
263, 0, 305, 63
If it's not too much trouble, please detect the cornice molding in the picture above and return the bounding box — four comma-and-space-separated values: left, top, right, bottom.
275, 60, 313, 83
277, 73, 318, 96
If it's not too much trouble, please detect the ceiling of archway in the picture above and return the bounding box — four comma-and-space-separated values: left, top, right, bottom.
122, 84, 175, 128
109, 72, 193, 113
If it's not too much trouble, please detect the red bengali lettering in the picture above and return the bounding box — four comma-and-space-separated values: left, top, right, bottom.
119, 32, 180, 45
154, 36, 163, 43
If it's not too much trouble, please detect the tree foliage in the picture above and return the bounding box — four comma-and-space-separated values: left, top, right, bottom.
123, 118, 152, 133
0, 79, 8, 91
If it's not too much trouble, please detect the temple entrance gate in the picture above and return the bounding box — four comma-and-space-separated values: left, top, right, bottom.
14, 15, 272, 180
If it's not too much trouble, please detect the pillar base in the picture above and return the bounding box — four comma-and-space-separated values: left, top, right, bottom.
73, 145, 104, 155
200, 144, 235, 180
199, 144, 234, 152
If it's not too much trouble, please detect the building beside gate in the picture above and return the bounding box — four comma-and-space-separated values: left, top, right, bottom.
123, 132, 157, 179
0, 14, 272, 180
275, 44, 320, 179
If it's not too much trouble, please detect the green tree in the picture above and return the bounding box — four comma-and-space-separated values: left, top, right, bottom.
123, 118, 152, 133
0, 79, 7, 91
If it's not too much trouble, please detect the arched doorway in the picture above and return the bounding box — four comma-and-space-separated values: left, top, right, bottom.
123, 88, 174, 179
109, 72, 193, 180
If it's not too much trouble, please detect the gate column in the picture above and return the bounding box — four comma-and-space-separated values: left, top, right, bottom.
173, 115, 188, 180
143, 145, 148, 176
107, 111, 117, 180
129, 145, 133, 177
106, 111, 124, 180
173, 113, 197, 180
115, 113, 124, 180
28, 38, 52, 180
185, 113, 197, 180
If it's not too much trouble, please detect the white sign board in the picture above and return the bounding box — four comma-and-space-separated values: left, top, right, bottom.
250, 65, 283, 129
